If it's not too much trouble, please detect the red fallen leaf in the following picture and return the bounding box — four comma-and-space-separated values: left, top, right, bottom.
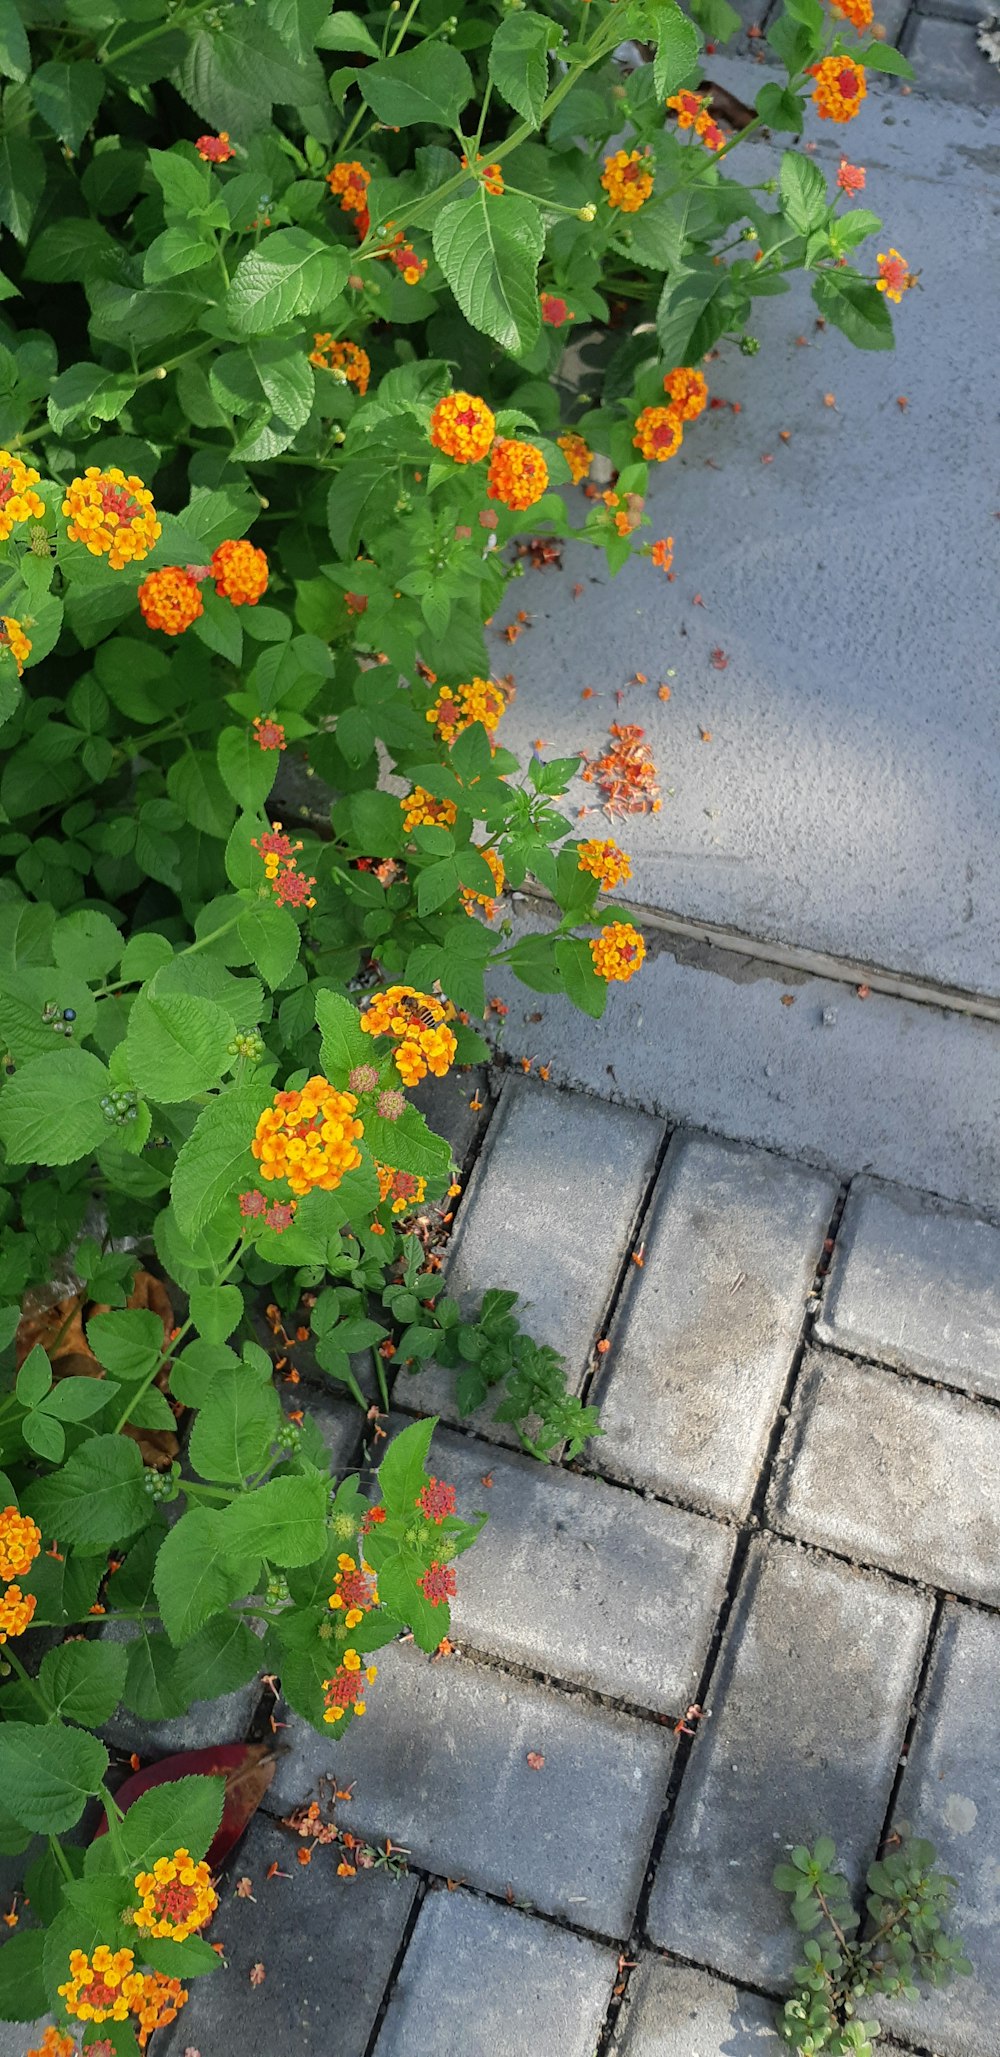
710, 648, 729, 669
94, 1743, 277, 1869
526, 1752, 545, 1771
856, 983, 871, 1000
760, 453, 774, 464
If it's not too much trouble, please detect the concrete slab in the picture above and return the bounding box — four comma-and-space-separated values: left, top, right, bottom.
419, 1422, 735, 1713
485, 908, 1000, 1219
156, 1812, 417, 2057
769, 1348, 1000, 1603
266, 1641, 673, 1939
373, 1886, 617, 2057
494, 63, 1000, 993
594, 1131, 835, 1516
610, 1959, 779, 2054
647, 1535, 930, 1985
905, 12, 1000, 99
884, 1603, 1000, 2057
816, 1178, 1000, 1400
396, 1076, 663, 1443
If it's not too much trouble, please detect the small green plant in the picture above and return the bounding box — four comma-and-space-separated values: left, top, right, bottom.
775, 1834, 972, 2054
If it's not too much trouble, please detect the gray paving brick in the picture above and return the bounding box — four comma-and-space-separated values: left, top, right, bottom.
610, 1959, 778, 2054
373, 1886, 616, 2057
267, 1642, 673, 1938
816, 1179, 1000, 1403
904, 12, 1000, 98
870, 0, 910, 38
884, 1603, 1000, 2057
594, 1133, 836, 1517
647, 1537, 930, 1986
156, 1813, 417, 2057
917, 0, 982, 24
411, 1067, 493, 1167
423, 1424, 734, 1714
768, 1350, 1000, 1605
397, 1077, 663, 1445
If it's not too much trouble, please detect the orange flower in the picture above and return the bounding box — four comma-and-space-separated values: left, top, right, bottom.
359, 986, 457, 1086
663, 367, 708, 421
389, 242, 427, 285
253, 714, 286, 751
830, 0, 873, 28
540, 293, 572, 326
326, 160, 370, 215
809, 55, 867, 121
138, 565, 204, 635
322, 1649, 378, 1723
62, 467, 160, 570
128, 1971, 189, 2049
837, 158, 866, 193
375, 1162, 428, 1213
211, 537, 269, 606
633, 406, 684, 463
429, 392, 496, 463
695, 111, 725, 151
876, 247, 916, 303
196, 132, 234, 162
328, 1552, 379, 1622
426, 676, 505, 742
486, 438, 549, 511
650, 536, 674, 573
590, 921, 646, 982
461, 845, 505, 919
0, 451, 45, 540
601, 149, 653, 212
134, 1848, 218, 1942
310, 334, 370, 394
557, 431, 593, 485
0, 614, 29, 675
667, 89, 707, 128
577, 839, 632, 891
400, 785, 458, 832
0, 1585, 35, 1642
26, 2030, 75, 2057
462, 153, 504, 195
252, 1076, 364, 1197
0, 1506, 40, 1581
59, 1946, 136, 2023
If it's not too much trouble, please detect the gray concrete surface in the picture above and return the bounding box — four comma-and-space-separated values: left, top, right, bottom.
905, 12, 1000, 98
593, 1130, 835, 1515
611, 1959, 780, 2055
769, 1349, 1000, 1603
422, 1422, 735, 1713
372, 1886, 617, 2057
816, 1177, 1000, 1399
266, 1641, 674, 1939
647, 1536, 930, 1985
494, 61, 1000, 994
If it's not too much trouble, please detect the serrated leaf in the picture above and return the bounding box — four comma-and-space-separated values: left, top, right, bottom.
125, 990, 234, 1103
38, 1640, 128, 1726
433, 190, 544, 354
651, 1, 701, 96
0, 1046, 110, 1166
118, 1772, 226, 1871
154, 1507, 260, 1645
22, 1434, 151, 1550
237, 902, 301, 990
170, 1084, 271, 1237
188, 1362, 279, 1483
220, 1473, 328, 1567
226, 230, 347, 336
0, 1722, 108, 1833
360, 43, 472, 127
488, 13, 551, 126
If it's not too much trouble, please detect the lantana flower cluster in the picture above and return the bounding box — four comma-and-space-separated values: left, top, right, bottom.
0, 1503, 40, 1644
359, 986, 458, 1086
322, 1648, 378, 1724
252, 1077, 365, 1195
426, 676, 506, 742
133, 1847, 218, 1942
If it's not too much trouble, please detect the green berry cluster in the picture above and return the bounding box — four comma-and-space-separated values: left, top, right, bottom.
228, 1027, 266, 1061
101, 1088, 139, 1125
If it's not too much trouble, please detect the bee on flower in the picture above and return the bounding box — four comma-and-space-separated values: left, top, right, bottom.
62, 467, 160, 569
359, 986, 458, 1086
876, 248, 918, 303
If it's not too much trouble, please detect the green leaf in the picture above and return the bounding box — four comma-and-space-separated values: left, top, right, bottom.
144, 222, 216, 284
154, 1507, 260, 1646
755, 81, 806, 133
16, 1343, 52, 1408
862, 43, 914, 76
189, 1283, 244, 1346
87, 1308, 165, 1380
360, 44, 472, 127
226, 230, 348, 337
22, 1408, 64, 1462
237, 903, 301, 990
0, 1928, 47, 2023
651, 1, 701, 97
188, 1361, 279, 1483
315, 988, 372, 1078
170, 1083, 271, 1238
0, 1721, 108, 1833
167, 751, 236, 838
0, 1046, 110, 1166
38, 1639, 128, 1726
52, 908, 123, 980
119, 1773, 226, 1872
554, 936, 608, 1019
41, 1375, 115, 1423
47, 361, 136, 438
656, 267, 739, 365
433, 189, 544, 355
221, 1472, 328, 1567
23, 1435, 151, 1550
173, 1612, 262, 1703
779, 148, 828, 234
377, 1416, 435, 1515
0, 120, 44, 243
361, 1103, 452, 1182
30, 60, 105, 152
813, 269, 894, 350
488, 14, 551, 126
126, 990, 235, 1104
147, 146, 212, 216
315, 9, 380, 54
0, 1, 29, 83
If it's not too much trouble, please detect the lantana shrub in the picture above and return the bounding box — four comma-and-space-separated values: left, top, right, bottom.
0, 0, 914, 2038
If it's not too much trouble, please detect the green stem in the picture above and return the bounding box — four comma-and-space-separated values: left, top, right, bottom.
4, 1643, 52, 1719
113, 1242, 244, 1434
48, 1835, 76, 1884
99, 1786, 127, 1862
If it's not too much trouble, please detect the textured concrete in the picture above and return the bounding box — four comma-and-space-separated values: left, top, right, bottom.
611, 1960, 779, 2054
884, 1604, 1000, 2057
494, 62, 1000, 994
816, 1178, 1000, 1400
373, 1886, 617, 2057
486, 908, 1000, 1217
266, 1642, 673, 1938
397, 1076, 662, 1441
157, 1813, 418, 2057
769, 1349, 1000, 1604
412, 1067, 493, 1168
421, 1423, 735, 1713
905, 13, 1000, 99
647, 1536, 930, 1985
917, 0, 983, 23
594, 1132, 835, 1516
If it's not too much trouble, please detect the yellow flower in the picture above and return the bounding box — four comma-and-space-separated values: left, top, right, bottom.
633, 406, 684, 463
577, 839, 632, 891
601, 148, 654, 212
0, 1505, 41, 1582
429, 391, 496, 463
62, 468, 160, 570
486, 438, 549, 512
590, 921, 646, 983
58, 1945, 137, 2023
557, 431, 593, 485
251, 1077, 364, 1197
0, 451, 45, 542
400, 785, 458, 832
809, 55, 867, 121
0, 1585, 36, 1643
663, 367, 708, 421
133, 1847, 218, 1942
359, 986, 458, 1086
426, 677, 506, 743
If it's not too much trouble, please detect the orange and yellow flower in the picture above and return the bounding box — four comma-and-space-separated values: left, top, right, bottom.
252, 1077, 364, 1196
58, 1946, 136, 2024
62, 468, 160, 570
809, 55, 867, 121
426, 676, 506, 742
310, 334, 371, 394
663, 367, 708, 421
557, 431, 593, 485
328, 1552, 378, 1626
0, 452, 45, 541
590, 921, 646, 982
196, 132, 234, 163
134, 1849, 217, 1942
138, 565, 204, 635
668, 89, 706, 129
601, 149, 654, 212
400, 786, 458, 832
462, 154, 504, 195
322, 1649, 377, 1723
876, 247, 916, 303
253, 714, 286, 751
0, 616, 29, 675
650, 536, 674, 573
837, 158, 866, 193
0, 1506, 40, 1582
633, 406, 684, 463
462, 845, 505, 919
128, 1971, 189, 2049
830, 0, 873, 29
486, 438, 549, 511
359, 986, 457, 1086
0, 1585, 36, 1643
375, 1162, 428, 1213
326, 160, 370, 215
388, 242, 427, 285
211, 537, 268, 606
26, 2030, 75, 2057
577, 839, 632, 891
429, 392, 496, 463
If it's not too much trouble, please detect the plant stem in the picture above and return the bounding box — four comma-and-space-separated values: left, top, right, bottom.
48, 1835, 76, 1884
3, 1643, 52, 1719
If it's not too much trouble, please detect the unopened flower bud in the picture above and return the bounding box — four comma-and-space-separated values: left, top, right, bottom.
577, 203, 597, 223
376, 1088, 406, 1121
740, 334, 761, 355
349, 1063, 380, 1093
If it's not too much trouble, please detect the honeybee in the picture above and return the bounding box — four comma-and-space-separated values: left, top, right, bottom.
397, 994, 440, 1032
